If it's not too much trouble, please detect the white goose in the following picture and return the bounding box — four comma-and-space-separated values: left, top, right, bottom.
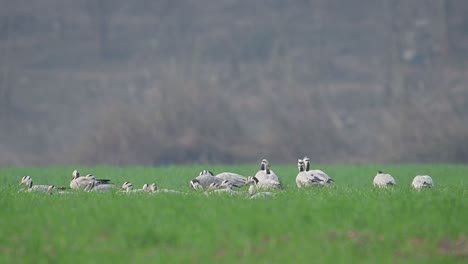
295, 159, 321, 188
411, 175, 433, 189
373, 171, 396, 188
19, 176, 53, 192
303, 157, 334, 186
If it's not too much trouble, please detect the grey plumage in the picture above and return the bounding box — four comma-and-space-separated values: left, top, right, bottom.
70, 170, 112, 190
215, 172, 247, 188
189, 170, 223, 190
19, 176, 53, 193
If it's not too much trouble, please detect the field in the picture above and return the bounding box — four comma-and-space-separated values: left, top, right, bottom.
0, 164, 467, 263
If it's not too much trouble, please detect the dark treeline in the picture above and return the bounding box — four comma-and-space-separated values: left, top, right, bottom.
0, 0, 467, 166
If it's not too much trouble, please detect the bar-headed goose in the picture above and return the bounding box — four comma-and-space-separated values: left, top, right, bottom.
215, 172, 247, 188
373, 171, 396, 188
248, 182, 274, 199
411, 175, 433, 189
296, 159, 321, 188
303, 156, 334, 186
189, 170, 223, 190
19, 176, 53, 192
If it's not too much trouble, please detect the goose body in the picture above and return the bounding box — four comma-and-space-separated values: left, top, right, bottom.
296, 159, 322, 188
190, 170, 223, 190
120, 182, 148, 193
19, 176, 53, 193
149, 183, 184, 194
373, 171, 396, 188
247, 176, 281, 189
303, 157, 334, 186
215, 172, 247, 188
248, 184, 273, 199
411, 175, 433, 189
70, 170, 112, 190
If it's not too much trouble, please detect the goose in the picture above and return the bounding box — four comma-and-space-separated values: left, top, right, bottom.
295, 159, 322, 188
373, 171, 396, 188
19, 176, 53, 192
246, 176, 282, 189
120, 182, 148, 193
303, 157, 334, 186
47, 185, 72, 195
215, 172, 247, 188
189, 170, 223, 190
411, 175, 433, 189
70, 170, 111, 190
248, 182, 274, 199
148, 183, 183, 194
254, 159, 280, 182
84, 181, 118, 192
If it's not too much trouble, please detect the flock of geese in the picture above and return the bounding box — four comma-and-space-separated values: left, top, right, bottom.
17, 158, 434, 199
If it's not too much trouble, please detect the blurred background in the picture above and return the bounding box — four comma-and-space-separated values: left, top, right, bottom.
0, 0, 467, 166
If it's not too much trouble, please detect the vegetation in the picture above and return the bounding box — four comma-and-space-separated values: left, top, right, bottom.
1, 165, 467, 263
1, 1, 468, 165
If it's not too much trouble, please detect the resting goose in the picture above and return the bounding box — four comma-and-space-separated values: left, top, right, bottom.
70, 170, 111, 190
148, 183, 183, 194
295, 159, 321, 188
19, 176, 53, 192
189, 170, 223, 190
246, 176, 281, 189
215, 172, 247, 188
120, 182, 148, 193
248, 182, 274, 199
254, 159, 280, 182
83, 181, 117, 192
303, 157, 334, 186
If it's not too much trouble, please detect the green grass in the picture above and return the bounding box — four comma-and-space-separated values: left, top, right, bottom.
0, 164, 467, 263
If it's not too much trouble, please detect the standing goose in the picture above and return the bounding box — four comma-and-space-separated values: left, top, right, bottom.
303, 157, 334, 186
295, 159, 321, 188
189, 170, 223, 190
215, 172, 247, 188
19, 176, 53, 192
248, 182, 274, 199
373, 171, 396, 188
411, 175, 433, 189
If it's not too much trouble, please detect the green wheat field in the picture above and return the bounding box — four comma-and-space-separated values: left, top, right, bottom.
0, 164, 467, 263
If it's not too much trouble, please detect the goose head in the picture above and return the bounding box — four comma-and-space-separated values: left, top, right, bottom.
298, 159, 305, 172
72, 170, 80, 180
190, 179, 203, 190
19, 176, 32, 186
148, 183, 158, 192
120, 182, 133, 192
